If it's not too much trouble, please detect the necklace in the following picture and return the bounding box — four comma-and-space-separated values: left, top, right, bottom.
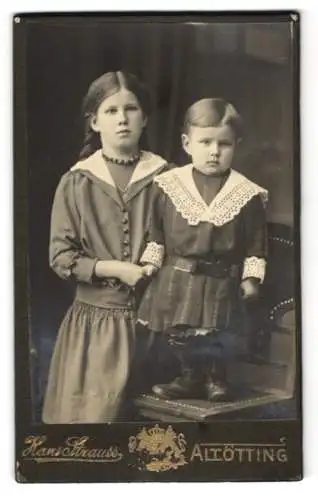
102, 152, 141, 166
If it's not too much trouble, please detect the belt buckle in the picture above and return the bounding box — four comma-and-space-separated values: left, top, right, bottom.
214, 260, 228, 278
201, 259, 228, 278
195, 259, 209, 274
207, 261, 219, 277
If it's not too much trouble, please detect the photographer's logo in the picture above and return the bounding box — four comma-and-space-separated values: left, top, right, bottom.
128, 424, 187, 472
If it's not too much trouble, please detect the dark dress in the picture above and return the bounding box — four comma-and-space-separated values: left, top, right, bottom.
138, 164, 268, 334
42, 149, 167, 423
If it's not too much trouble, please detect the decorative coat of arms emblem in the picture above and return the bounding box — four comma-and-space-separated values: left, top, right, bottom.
128, 424, 187, 472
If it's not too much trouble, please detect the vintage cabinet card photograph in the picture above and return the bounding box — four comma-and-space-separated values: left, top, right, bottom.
14, 11, 302, 482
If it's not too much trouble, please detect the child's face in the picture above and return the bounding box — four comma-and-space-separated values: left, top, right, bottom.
182, 125, 236, 175
91, 89, 146, 153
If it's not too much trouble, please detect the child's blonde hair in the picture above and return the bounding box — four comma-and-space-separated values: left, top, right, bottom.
183, 98, 243, 140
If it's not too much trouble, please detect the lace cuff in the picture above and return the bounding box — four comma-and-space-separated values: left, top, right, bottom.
140, 242, 165, 268
242, 256, 266, 283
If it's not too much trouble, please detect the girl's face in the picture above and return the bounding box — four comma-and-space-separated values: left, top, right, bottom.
91, 88, 146, 154
182, 124, 236, 175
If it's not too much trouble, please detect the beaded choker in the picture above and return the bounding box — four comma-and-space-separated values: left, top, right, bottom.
102, 152, 141, 166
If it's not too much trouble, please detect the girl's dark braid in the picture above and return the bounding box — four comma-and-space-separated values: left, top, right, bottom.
78, 118, 101, 161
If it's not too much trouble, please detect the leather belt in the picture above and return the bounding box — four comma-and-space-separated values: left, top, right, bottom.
166, 256, 237, 279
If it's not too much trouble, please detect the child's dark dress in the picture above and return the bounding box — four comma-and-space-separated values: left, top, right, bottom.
138, 164, 268, 334
42, 149, 167, 423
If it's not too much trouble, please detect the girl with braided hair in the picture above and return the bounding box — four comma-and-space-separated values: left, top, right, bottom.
42, 71, 167, 423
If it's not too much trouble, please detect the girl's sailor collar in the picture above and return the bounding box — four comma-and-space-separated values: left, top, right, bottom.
154, 164, 268, 226
70, 149, 167, 188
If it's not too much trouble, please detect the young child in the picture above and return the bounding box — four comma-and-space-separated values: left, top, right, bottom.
138, 98, 268, 401
42, 71, 167, 423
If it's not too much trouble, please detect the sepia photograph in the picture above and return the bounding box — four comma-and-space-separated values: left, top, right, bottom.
14, 12, 301, 481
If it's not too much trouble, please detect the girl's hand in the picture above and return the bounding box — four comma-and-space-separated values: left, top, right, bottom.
240, 278, 260, 301
94, 260, 144, 287
116, 262, 146, 287
142, 264, 158, 277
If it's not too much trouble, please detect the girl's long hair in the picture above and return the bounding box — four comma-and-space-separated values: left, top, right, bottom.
79, 71, 151, 160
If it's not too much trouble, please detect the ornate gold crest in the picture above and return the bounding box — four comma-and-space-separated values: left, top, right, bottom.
128, 424, 187, 472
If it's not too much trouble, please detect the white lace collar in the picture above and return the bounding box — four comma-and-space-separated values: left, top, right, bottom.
71, 149, 166, 188
155, 164, 268, 226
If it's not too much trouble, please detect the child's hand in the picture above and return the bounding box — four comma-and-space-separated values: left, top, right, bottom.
117, 262, 146, 287
95, 260, 145, 287
142, 264, 158, 277
240, 278, 260, 301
